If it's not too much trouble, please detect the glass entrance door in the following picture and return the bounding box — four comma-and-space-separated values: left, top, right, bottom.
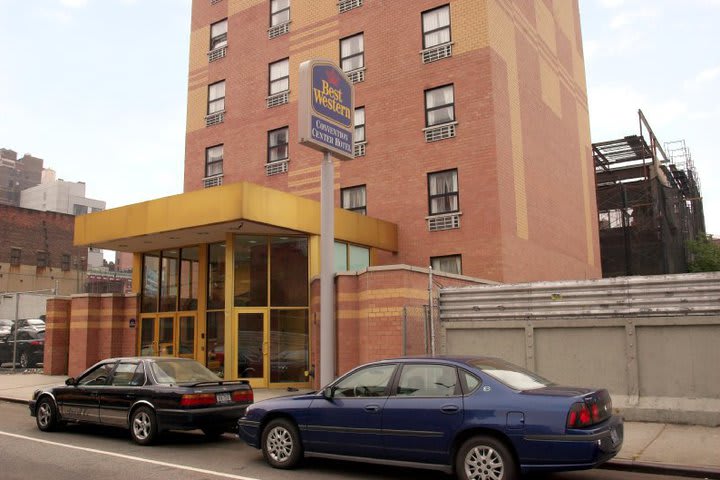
236, 310, 267, 387
139, 317, 156, 356
138, 314, 197, 360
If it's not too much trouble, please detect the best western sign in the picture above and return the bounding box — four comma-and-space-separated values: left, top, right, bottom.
299, 59, 354, 160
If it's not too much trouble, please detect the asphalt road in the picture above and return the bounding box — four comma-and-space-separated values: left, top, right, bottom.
0, 401, 693, 480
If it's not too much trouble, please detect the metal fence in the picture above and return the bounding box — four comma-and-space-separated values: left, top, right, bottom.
401, 304, 440, 356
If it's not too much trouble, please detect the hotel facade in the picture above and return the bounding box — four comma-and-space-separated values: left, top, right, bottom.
55, 0, 600, 389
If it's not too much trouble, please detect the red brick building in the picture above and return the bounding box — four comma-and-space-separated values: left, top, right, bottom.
184, 0, 600, 282
56, 0, 600, 387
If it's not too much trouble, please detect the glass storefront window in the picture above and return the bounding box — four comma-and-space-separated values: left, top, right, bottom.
234, 236, 268, 307
159, 250, 179, 312
208, 242, 226, 310
349, 245, 370, 271
270, 309, 309, 383
141, 252, 160, 312
206, 311, 225, 377
270, 237, 308, 307
334, 242, 348, 272
180, 247, 199, 311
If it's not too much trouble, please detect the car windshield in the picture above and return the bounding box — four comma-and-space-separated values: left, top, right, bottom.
469, 358, 553, 391
0, 320, 12, 327
150, 359, 223, 385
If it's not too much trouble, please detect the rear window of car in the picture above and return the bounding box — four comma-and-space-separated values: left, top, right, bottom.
151, 359, 222, 385
469, 358, 553, 391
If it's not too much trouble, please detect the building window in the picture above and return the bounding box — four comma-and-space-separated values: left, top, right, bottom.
10, 248, 21, 266
36, 251, 48, 268
340, 33, 364, 73
210, 19, 228, 50
431, 254, 462, 275
428, 169, 459, 215
208, 81, 225, 114
341, 185, 366, 215
268, 127, 289, 163
73, 204, 89, 216
269, 58, 289, 95
270, 0, 290, 27
205, 144, 223, 177
425, 84, 455, 127
422, 5, 451, 49
61, 254, 71, 272
355, 107, 365, 143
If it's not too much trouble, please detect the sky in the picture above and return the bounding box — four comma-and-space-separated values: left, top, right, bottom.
0, 0, 717, 239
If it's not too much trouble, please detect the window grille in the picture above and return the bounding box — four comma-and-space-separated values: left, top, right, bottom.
205, 111, 225, 126
354, 142, 366, 157
266, 159, 289, 176
427, 212, 461, 231
266, 91, 289, 108
208, 47, 227, 62
338, 0, 362, 13
346, 67, 365, 84
203, 175, 223, 188
424, 122, 457, 142
421, 43, 453, 64
268, 22, 290, 39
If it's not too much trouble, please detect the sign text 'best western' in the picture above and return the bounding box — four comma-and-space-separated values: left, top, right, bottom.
299, 59, 354, 160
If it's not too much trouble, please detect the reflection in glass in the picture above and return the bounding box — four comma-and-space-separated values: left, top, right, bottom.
349, 245, 370, 271
179, 316, 195, 358
158, 316, 174, 356
270, 237, 308, 306
141, 253, 160, 312
270, 310, 308, 383
206, 311, 225, 377
140, 318, 155, 356
160, 250, 179, 311
238, 312, 264, 378
208, 243, 225, 310
334, 242, 348, 272
180, 247, 199, 311
234, 236, 268, 307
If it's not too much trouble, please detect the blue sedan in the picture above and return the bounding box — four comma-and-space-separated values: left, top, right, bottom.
238, 356, 623, 480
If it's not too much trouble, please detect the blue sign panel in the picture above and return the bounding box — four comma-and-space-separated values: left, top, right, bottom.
310, 114, 353, 156
311, 64, 353, 128
299, 59, 354, 160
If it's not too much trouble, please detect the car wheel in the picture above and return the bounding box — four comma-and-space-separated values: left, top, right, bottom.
19, 351, 29, 369
456, 435, 518, 480
261, 418, 302, 469
130, 406, 158, 445
202, 427, 225, 440
36, 397, 59, 432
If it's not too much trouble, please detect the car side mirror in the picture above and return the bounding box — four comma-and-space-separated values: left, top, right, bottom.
65, 377, 77, 386
322, 386, 335, 400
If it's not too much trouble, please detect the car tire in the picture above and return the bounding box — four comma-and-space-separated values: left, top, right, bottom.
36, 397, 60, 432
19, 351, 29, 369
456, 435, 518, 480
261, 418, 303, 469
130, 406, 158, 446
202, 427, 225, 440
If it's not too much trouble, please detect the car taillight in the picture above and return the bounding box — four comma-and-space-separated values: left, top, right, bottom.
232, 390, 253, 403
30, 341, 43, 346
180, 393, 216, 407
567, 391, 613, 429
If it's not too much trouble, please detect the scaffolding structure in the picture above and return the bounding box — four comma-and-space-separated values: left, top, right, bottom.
593, 110, 705, 277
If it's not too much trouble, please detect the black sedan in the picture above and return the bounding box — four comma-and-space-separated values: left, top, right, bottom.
29, 357, 253, 445
0, 327, 44, 368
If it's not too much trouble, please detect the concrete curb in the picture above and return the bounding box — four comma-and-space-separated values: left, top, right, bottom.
0, 397, 29, 406
604, 458, 720, 479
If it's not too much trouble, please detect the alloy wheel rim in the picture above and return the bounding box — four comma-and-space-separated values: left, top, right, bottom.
38, 403, 51, 427
133, 412, 151, 440
267, 426, 293, 462
465, 445, 504, 480
20, 353, 28, 368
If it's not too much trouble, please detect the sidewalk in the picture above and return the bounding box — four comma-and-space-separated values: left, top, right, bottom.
1, 371, 719, 478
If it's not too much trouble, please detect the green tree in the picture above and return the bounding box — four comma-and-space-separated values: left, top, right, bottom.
687, 235, 720, 272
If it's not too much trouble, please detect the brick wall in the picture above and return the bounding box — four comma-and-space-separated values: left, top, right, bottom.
184, 0, 600, 284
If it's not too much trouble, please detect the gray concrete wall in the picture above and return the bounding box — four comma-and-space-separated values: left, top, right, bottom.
439, 272, 720, 426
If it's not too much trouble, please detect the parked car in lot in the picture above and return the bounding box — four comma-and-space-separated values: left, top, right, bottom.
238, 356, 623, 480
29, 357, 254, 445
12, 318, 45, 332
0, 327, 44, 368
0, 319, 13, 339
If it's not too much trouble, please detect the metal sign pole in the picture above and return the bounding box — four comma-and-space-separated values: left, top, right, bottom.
12, 293, 19, 371
320, 151, 335, 387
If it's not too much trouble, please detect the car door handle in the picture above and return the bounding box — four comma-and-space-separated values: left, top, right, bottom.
364, 405, 381, 413
441, 405, 460, 414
